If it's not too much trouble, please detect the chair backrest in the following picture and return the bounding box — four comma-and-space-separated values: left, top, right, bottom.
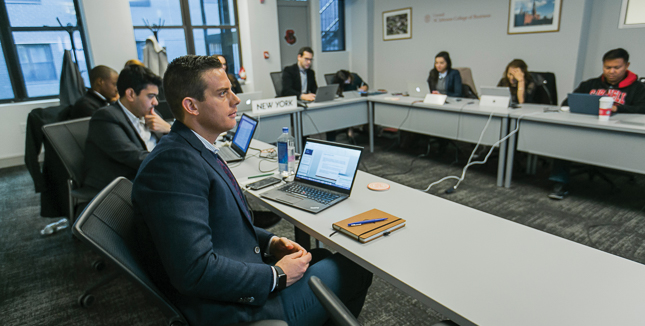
270, 71, 283, 97
324, 73, 336, 86
530, 71, 558, 105
41, 117, 91, 185
461, 84, 478, 99
73, 177, 188, 326
453, 67, 477, 98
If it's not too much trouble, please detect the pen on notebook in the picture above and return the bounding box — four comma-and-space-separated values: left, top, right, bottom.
348, 218, 387, 227
248, 173, 273, 179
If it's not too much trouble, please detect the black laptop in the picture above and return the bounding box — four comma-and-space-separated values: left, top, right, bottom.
219, 114, 258, 163
261, 138, 363, 214
567, 93, 603, 115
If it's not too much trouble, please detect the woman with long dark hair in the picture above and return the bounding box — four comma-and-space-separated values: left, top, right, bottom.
427, 51, 462, 97
497, 59, 540, 104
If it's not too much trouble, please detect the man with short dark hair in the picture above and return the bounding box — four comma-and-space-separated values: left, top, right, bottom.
549, 48, 645, 199
281, 46, 318, 101
69, 65, 118, 119
83, 65, 170, 191
132, 55, 372, 326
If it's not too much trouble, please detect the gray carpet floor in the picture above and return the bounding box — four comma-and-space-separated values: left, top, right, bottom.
2, 132, 644, 326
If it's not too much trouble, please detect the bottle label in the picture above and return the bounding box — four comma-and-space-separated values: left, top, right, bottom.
278, 142, 288, 164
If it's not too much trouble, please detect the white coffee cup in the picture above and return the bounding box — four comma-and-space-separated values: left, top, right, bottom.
598, 97, 614, 121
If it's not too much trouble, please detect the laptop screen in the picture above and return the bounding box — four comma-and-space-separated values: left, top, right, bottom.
295, 140, 362, 191
232, 114, 257, 153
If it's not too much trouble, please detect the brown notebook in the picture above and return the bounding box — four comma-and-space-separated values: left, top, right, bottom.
332, 209, 406, 243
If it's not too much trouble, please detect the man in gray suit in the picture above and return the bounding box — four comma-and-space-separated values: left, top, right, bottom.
83, 65, 170, 191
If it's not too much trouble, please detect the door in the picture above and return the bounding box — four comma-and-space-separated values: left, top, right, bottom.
277, 1, 310, 69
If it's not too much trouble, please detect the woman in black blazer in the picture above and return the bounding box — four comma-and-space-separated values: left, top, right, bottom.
427, 51, 462, 97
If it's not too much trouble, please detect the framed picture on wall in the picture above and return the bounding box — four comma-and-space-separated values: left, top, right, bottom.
619, 0, 645, 29
383, 7, 412, 41
508, 0, 562, 34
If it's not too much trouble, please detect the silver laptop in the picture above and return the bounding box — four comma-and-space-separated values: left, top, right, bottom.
313, 84, 339, 103
219, 114, 259, 163
407, 82, 427, 98
567, 93, 602, 115
236, 91, 263, 114
261, 138, 363, 214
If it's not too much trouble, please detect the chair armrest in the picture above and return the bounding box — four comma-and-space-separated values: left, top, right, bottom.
308, 276, 361, 326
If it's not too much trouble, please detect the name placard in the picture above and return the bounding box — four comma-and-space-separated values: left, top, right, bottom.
252, 96, 298, 115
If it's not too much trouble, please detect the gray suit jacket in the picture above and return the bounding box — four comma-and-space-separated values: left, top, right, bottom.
83, 103, 162, 190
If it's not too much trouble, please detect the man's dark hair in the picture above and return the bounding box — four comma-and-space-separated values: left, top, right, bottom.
602, 48, 629, 63
298, 47, 314, 57
163, 55, 223, 121
89, 65, 117, 87
116, 64, 162, 97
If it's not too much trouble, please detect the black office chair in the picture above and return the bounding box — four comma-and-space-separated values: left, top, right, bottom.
42, 117, 99, 222
461, 84, 478, 99
530, 71, 558, 105
324, 73, 336, 85
270, 71, 283, 97
308, 276, 459, 326
73, 177, 287, 326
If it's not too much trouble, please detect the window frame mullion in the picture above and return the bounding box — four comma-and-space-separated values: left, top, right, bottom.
0, 0, 28, 101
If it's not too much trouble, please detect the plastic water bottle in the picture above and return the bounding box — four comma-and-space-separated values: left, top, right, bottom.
277, 127, 295, 179
40, 218, 69, 236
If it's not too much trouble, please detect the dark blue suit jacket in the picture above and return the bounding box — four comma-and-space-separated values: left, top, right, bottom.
132, 120, 283, 325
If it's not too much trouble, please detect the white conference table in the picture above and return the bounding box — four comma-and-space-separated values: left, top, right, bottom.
369, 94, 511, 187
233, 140, 645, 326
504, 105, 645, 188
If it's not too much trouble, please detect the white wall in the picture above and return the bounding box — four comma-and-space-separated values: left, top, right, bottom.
0, 99, 59, 168
581, 0, 645, 79
345, 0, 371, 85
237, 0, 282, 98
370, 0, 592, 103
79, 0, 138, 71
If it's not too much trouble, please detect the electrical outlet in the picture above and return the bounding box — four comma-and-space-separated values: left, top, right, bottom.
20, 122, 26, 133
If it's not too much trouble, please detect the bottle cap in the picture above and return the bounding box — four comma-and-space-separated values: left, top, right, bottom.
282, 127, 289, 133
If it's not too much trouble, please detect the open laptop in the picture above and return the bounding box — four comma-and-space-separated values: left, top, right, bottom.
236, 91, 263, 115
567, 93, 603, 115
479, 86, 511, 108
313, 84, 339, 103
261, 138, 363, 214
219, 114, 259, 163
407, 82, 427, 98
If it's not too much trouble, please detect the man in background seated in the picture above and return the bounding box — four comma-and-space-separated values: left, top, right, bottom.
281, 46, 317, 101
83, 65, 170, 191
332, 69, 368, 93
132, 55, 372, 326
549, 48, 645, 200
69, 65, 118, 119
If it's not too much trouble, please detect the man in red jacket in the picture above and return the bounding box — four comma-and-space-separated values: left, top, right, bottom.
550, 48, 645, 200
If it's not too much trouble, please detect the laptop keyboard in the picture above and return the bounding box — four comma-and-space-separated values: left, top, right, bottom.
281, 183, 341, 205
219, 147, 241, 162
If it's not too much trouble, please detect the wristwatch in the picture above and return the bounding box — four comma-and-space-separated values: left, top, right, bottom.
273, 266, 287, 291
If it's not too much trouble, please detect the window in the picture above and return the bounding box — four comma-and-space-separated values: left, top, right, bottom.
320, 0, 345, 52
0, 40, 15, 100
129, 0, 243, 78
0, 0, 90, 102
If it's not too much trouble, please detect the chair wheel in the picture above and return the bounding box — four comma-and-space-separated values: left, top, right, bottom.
78, 294, 95, 308
93, 260, 105, 271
